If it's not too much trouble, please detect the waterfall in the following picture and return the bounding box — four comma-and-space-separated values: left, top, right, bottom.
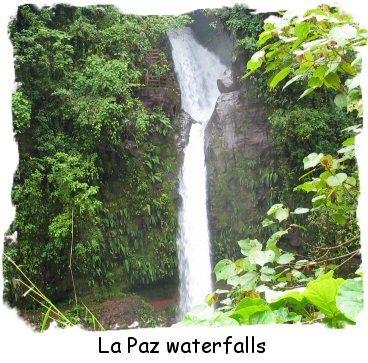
168, 27, 226, 318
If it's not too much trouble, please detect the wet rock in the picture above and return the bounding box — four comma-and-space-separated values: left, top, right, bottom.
205, 68, 274, 259
206, 90, 271, 158
173, 111, 194, 159
217, 68, 238, 93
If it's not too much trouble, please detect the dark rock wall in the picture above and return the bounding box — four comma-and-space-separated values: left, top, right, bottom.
189, 10, 234, 67
205, 50, 274, 261
173, 111, 195, 162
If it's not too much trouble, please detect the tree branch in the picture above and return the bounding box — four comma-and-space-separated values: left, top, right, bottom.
315, 235, 360, 251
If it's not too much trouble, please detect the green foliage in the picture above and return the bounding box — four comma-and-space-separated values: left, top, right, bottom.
209, 155, 281, 261
207, 6, 357, 264
294, 127, 359, 225
303, 271, 344, 318
244, 5, 367, 117
4, 255, 105, 331
267, 105, 356, 211
178, 202, 363, 327
12, 90, 32, 132
336, 278, 364, 321
211, 228, 301, 304
266, 203, 289, 222
178, 246, 363, 327
238, 6, 362, 267
178, 6, 363, 329
213, 4, 328, 109
209, 5, 266, 54
5, 4, 188, 304
269, 107, 354, 169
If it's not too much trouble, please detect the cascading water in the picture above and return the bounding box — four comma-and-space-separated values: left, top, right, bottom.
168, 27, 226, 318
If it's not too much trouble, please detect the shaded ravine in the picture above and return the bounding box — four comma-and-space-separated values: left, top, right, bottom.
168, 27, 226, 318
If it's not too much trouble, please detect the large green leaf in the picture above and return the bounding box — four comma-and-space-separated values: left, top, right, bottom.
266, 230, 288, 247
250, 310, 276, 324
214, 259, 237, 282
247, 51, 265, 72
303, 275, 345, 318
326, 173, 347, 187
324, 72, 341, 90
272, 307, 302, 323
312, 65, 328, 80
334, 94, 348, 108
267, 203, 284, 215
205, 292, 216, 306
293, 207, 309, 214
270, 66, 292, 88
212, 314, 240, 327
336, 279, 363, 322
294, 180, 317, 192
270, 291, 307, 313
274, 207, 289, 222
260, 266, 275, 282
303, 152, 324, 169
308, 76, 323, 88
277, 253, 295, 265
294, 21, 311, 41
231, 298, 270, 325
266, 204, 289, 222
236, 257, 257, 272
238, 238, 262, 256
249, 250, 275, 267
231, 307, 270, 325
239, 271, 259, 290
227, 271, 258, 291
236, 297, 268, 310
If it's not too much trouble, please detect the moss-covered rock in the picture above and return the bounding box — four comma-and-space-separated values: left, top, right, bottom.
205, 61, 274, 261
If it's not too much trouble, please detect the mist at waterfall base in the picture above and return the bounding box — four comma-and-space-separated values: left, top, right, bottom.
169, 27, 226, 319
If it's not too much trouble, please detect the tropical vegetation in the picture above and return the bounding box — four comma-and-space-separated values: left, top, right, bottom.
4, 4, 364, 330
177, 5, 364, 328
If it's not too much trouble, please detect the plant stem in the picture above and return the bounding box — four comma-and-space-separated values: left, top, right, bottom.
315, 235, 359, 251
315, 249, 360, 264
333, 249, 361, 272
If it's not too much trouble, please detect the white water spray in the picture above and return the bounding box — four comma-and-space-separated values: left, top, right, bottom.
169, 28, 226, 318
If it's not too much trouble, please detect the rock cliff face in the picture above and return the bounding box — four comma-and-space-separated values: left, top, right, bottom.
205, 53, 274, 260
173, 111, 195, 162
